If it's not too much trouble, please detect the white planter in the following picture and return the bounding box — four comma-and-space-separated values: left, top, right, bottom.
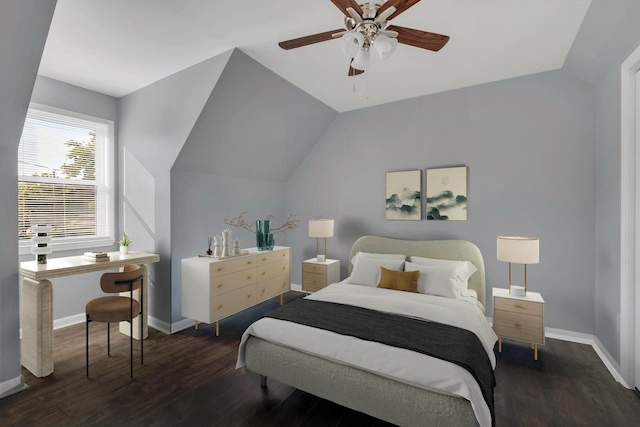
119, 245, 130, 254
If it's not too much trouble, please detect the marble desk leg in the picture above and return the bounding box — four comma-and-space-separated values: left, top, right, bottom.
119, 263, 149, 340
21, 278, 54, 378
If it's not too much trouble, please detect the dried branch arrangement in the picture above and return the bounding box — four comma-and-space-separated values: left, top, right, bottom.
224, 211, 299, 235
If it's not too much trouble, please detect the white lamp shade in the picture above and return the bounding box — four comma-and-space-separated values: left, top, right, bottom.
373, 34, 398, 59
497, 236, 539, 264
351, 49, 370, 71
340, 31, 364, 58
309, 219, 334, 238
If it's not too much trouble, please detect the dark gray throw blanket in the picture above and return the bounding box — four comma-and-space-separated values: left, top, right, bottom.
264, 298, 495, 424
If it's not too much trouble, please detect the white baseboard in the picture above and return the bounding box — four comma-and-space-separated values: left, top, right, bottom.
0, 375, 27, 399
170, 317, 195, 334
54, 313, 85, 330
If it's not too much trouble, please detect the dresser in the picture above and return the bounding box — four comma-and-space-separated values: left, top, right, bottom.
493, 287, 545, 360
182, 247, 290, 335
302, 258, 340, 293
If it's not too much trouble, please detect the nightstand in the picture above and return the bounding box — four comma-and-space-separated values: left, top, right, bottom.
493, 287, 545, 360
302, 258, 340, 294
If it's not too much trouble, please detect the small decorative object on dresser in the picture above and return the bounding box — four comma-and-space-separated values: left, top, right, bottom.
308, 219, 334, 262
206, 237, 213, 256
493, 287, 545, 360
302, 258, 340, 294
496, 236, 539, 296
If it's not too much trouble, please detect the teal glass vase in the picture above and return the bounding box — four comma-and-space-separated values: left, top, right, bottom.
256, 220, 273, 251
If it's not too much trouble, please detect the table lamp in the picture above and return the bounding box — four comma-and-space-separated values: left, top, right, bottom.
497, 236, 539, 296
309, 219, 334, 262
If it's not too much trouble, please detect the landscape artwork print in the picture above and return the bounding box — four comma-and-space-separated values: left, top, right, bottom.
385, 170, 421, 220
426, 166, 468, 221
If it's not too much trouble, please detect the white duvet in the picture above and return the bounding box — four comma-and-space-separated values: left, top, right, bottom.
237, 283, 498, 427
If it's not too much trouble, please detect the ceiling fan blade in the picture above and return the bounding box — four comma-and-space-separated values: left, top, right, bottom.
377, 0, 421, 21
346, 7, 364, 25
330, 0, 363, 17
374, 6, 396, 24
279, 29, 345, 50
348, 62, 365, 76
387, 25, 450, 51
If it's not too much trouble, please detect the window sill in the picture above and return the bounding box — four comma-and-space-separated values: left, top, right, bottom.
19, 237, 115, 256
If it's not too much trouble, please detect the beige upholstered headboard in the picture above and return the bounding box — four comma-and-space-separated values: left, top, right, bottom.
348, 235, 487, 309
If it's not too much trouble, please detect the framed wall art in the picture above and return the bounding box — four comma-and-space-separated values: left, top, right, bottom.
426, 166, 468, 221
385, 170, 421, 220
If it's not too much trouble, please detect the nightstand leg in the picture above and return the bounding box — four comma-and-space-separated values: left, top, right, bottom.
216, 321, 219, 337
280, 294, 283, 305
534, 344, 538, 360
195, 320, 199, 330
498, 336, 502, 352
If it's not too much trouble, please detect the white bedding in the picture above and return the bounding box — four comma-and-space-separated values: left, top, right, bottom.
237, 283, 498, 427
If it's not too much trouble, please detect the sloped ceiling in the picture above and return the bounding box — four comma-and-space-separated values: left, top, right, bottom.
172, 49, 338, 182
39, 0, 591, 112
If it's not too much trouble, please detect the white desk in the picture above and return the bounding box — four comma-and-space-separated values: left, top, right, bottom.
20, 251, 160, 377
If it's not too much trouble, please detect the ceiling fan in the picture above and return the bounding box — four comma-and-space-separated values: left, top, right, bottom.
278, 0, 450, 76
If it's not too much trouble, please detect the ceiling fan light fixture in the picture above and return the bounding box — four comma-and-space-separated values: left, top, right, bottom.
373, 34, 398, 59
351, 48, 370, 71
340, 31, 364, 58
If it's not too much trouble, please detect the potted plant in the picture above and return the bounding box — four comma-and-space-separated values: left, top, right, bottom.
118, 232, 131, 254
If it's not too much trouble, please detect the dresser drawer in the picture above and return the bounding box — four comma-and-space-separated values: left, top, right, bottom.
210, 285, 256, 322
257, 273, 290, 302
257, 249, 289, 266
302, 263, 328, 275
493, 310, 544, 344
209, 255, 257, 278
258, 259, 289, 280
210, 268, 257, 297
494, 296, 543, 317
302, 272, 327, 292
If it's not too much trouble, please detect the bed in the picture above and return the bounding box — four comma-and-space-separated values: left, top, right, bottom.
237, 235, 497, 427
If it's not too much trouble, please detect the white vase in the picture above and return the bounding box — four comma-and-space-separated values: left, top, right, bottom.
120, 245, 130, 254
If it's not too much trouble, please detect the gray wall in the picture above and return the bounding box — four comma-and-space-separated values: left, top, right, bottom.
20, 76, 119, 321
285, 70, 596, 334
117, 50, 232, 328
0, 0, 56, 393
171, 50, 337, 324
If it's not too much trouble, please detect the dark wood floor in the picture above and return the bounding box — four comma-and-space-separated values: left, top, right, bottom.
2, 291, 639, 426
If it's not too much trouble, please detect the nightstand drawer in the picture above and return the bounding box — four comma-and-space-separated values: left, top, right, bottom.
302, 263, 328, 275
302, 272, 327, 292
494, 296, 543, 317
494, 310, 544, 344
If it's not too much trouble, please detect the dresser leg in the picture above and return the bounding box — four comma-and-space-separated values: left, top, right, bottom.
498, 336, 502, 353
216, 321, 219, 337
534, 343, 538, 360
194, 321, 199, 330
280, 294, 283, 305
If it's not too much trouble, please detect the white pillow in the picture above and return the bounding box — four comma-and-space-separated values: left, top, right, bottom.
404, 262, 461, 299
409, 256, 478, 292
351, 251, 406, 267
348, 257, 405, 287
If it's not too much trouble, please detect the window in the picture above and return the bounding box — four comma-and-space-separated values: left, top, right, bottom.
18, 104, 114, 253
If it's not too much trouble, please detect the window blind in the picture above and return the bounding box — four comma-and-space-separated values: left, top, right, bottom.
18, 105, 114, 245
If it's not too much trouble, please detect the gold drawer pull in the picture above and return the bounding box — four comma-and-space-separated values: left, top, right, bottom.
262, 289, 266, 293
218, 305, 223, 309
282, 266, 286, 270
515, 304, 523, 309
262, 272, 266, 276
514, 324, 521, 328
247, 276, 253, 280
262, 257, 267, 261
246, 261, 253, 265
217, 267, 224, 272
247, 293, 252, 298
217, 284, 224, 288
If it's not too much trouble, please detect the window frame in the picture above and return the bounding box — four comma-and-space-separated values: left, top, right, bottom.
18, 103, 115, 255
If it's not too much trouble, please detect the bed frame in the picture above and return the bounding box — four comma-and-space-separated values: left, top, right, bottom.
244, 235, 487, 427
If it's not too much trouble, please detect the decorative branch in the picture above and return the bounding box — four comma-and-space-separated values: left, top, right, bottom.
223, 211, 299, 235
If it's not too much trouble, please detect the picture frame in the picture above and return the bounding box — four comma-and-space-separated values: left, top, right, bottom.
385, 170, 421, 220
426, 166, 468, 221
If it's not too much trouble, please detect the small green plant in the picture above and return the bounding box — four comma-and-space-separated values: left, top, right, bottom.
118, 232, 131, 246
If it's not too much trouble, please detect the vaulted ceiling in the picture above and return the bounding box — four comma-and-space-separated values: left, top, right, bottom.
39, 0, 592, 112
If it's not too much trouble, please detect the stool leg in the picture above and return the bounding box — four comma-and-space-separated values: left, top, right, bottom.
107, 322, 110, 356
86, 316, 89, 377
141, 278, 144, 366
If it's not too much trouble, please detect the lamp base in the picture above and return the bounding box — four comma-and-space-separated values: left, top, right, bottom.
316, 255, 326, 262
510, 285, 525, 297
